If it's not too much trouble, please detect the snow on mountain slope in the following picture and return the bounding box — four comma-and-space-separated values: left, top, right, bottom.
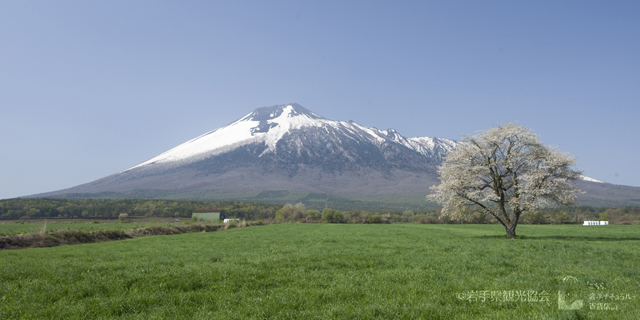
128, 104, 327, 170
126, 103, 457, 171
581, 175, 603, 183
408, 137, 458, 155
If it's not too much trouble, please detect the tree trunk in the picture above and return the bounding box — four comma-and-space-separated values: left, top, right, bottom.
505, 224, 517, 238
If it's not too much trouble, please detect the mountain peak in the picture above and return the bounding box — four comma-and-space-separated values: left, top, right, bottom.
245, 103, 325, 122
124, 103, 460, 174
126, 103, 330, 170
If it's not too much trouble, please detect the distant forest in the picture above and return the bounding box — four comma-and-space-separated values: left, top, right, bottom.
0, 198, 281, 221
1, 198, 638, 225
510, 206, 639, 225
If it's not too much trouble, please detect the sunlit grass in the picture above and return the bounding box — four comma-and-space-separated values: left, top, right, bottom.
0, 219, 196, 236
1, 224, 639, 319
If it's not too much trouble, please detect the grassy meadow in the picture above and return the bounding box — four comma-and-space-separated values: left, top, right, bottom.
1, 223, 639, 319
0, 218, 196, 237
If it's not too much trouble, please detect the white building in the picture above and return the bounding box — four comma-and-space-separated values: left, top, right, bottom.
583, 221, 608, 226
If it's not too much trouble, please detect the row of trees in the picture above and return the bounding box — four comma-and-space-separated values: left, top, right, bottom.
441, 206, 640, 225
0, 198, 280, 220
3, 197, 637, 225
274, 203, 393, 224
267, 203, 640, 225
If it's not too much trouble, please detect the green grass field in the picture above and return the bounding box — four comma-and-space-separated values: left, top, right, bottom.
1, 224, 639, 319
0, 219, 198, 236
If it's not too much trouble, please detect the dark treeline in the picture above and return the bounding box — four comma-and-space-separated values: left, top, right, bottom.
532, 206, 640, 225
0, 198, 280, 220
453, 206, 640, 225
271, 203, 640, 225
2, 198, 638, 225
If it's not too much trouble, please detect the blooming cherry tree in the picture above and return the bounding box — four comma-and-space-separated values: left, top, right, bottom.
429, 124, 582, 237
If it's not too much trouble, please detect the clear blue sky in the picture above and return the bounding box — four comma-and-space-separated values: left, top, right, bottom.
1, 1, 639, 199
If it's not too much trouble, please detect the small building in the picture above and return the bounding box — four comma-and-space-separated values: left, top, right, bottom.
192, 210, 223, 221
583, 221, 608, 226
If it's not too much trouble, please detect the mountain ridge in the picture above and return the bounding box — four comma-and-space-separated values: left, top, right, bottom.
32, 103, 640, 209
124, 103, 458, 173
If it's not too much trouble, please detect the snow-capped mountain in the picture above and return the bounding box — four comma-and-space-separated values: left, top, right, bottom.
36, 103, 636, 208
40, 103, 458, 197
124, 103, 458, 175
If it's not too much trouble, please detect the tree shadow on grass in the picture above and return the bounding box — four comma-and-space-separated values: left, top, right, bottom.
476, 235, 640, 241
